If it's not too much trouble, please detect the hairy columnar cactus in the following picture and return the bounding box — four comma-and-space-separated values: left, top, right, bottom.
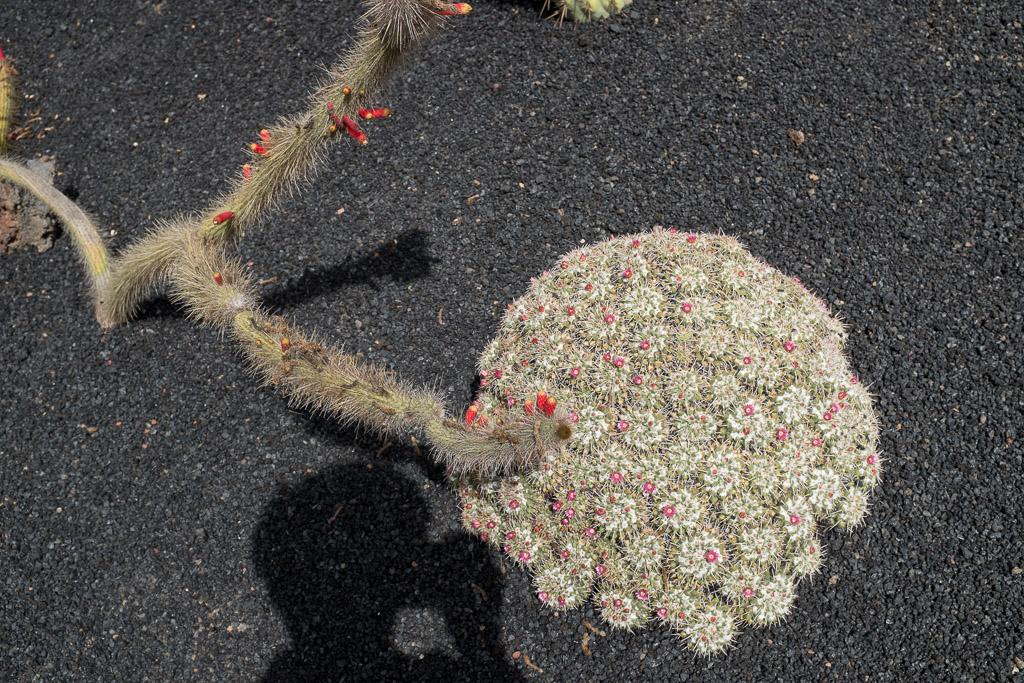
4, 0, 473, 328
457, 228, 882, 654
0, 1, 575, 476
0, 158, 110, 319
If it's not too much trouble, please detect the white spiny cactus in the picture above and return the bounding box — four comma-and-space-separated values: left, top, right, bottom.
457, 228, 882, 654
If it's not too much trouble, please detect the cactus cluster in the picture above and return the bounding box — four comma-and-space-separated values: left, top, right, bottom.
3, 0, 883, 658
456, 228, 881, 654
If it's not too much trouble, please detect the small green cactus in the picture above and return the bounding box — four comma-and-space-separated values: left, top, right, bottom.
552, 0, 632, 23
456, 228, 881, 654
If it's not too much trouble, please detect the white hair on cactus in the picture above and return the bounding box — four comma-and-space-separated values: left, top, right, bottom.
456, 229, 882, 654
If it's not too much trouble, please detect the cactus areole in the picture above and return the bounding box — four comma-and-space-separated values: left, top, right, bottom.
457, 229, 881, 654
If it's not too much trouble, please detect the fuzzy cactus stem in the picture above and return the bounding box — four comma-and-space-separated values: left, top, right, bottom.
163, 231, 568, 476
0, 158, 112, 325
91, 0, 470, 326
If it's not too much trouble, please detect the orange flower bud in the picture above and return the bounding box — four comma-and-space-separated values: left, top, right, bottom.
212, 272, 224, 286
259, 128, 271, 142
465, 403, 479, 425
241, 164, 252, 180
523, 400, 535, 416
280, 337, 291, 352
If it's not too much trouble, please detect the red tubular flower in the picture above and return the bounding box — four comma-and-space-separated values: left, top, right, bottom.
258, 128, 271, 142
341, 115, 368, 145
358, 107, 391, 120
464, 403, 480, 425
250, 142, 267, 156
241, 164, 252, 180
523, 399, 535, 416
212, 272, 224, 286
212, 211, 235, 225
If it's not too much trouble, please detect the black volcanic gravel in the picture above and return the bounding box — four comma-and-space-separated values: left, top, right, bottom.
1, 1, 1022, 680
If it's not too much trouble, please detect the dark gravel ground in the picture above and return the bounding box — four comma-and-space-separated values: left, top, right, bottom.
2, 0, 1022, 680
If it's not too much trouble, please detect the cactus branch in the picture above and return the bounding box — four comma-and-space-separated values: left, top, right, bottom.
0, 2, 566, 476
99, 0, 469, 325
0, 157, 113, 324
166, 230, 571, 475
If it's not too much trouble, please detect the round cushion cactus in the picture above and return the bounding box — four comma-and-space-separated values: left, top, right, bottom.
456, 228, 881, 654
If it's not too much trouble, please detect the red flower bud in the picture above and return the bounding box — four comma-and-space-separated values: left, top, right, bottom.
542, 396, 557, 417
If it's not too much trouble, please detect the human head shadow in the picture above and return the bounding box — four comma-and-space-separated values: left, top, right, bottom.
253, 458, 523, 682
262, 227, 435, 310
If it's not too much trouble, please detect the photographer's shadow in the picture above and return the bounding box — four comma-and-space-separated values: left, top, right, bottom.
253, 460, 522, 682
